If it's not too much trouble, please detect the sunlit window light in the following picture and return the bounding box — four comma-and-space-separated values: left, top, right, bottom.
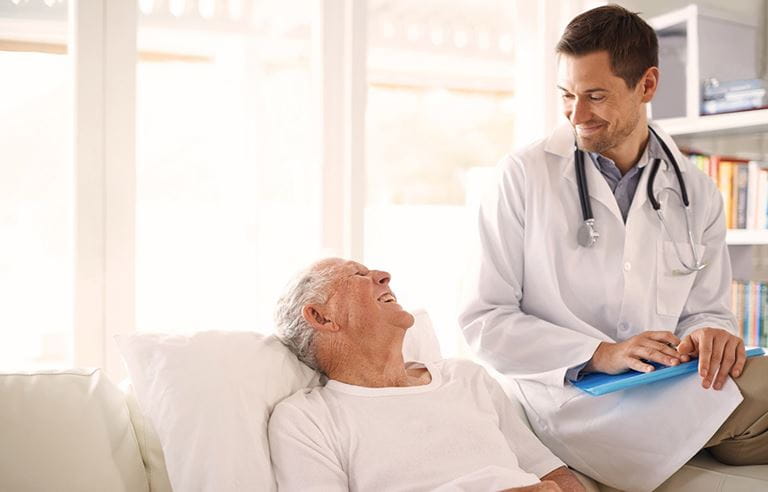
198, 0, 215, 19
453, 30, 468, 49
429, 27, 444, 46
406, 24, 421, 42
498, 33, 513, 54
477, 30, 491, 50
138, 0, 154, 15
382, 20, 396, 39
43, 0, 57, 7
228, 0, 243, 20
169, 0, 186, 17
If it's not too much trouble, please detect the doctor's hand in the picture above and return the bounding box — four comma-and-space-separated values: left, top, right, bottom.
584, 331, 684, 375
677, 327, 746, 390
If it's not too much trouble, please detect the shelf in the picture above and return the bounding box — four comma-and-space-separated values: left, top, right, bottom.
656, 109, 768, 138
726, 229, 768, 245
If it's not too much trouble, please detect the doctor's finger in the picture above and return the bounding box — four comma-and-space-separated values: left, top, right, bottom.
644, 340, 684, 361
698, 332, 714, 379
630, 345, 676, 366
714, 338, 739, 390
627, 356, 655, 373
731, 338, 747, 378
702, 335, 726, 390
643, 331, 681, 346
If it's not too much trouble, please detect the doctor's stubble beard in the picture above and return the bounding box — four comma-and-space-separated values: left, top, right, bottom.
574, 110, 642, 155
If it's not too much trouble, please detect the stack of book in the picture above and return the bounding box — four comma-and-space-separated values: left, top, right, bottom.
701, 78, 768, 116
686, 153, 768, 229
732, 280, 767, 347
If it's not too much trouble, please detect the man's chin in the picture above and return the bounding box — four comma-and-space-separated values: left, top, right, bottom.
399, 311, 416, 330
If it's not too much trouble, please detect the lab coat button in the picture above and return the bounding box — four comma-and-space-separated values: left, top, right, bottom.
619, 322, 628, 331
623, 262, 631, 272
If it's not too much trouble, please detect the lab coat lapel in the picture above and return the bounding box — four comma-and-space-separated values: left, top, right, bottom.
546, 123, 623, 223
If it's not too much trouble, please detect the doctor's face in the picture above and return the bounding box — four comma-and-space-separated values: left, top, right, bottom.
557, 51, 652, 154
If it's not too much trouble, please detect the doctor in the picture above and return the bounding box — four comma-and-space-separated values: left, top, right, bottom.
460, 5, 768, 492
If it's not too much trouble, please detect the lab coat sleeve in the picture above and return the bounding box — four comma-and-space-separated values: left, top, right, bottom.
459, 154, 604, 388
268, 400, 348, 491
675, 179, 738, 339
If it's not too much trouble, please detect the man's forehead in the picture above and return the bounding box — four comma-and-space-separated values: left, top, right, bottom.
311, 258, 363, 276
556, 51, 622, 89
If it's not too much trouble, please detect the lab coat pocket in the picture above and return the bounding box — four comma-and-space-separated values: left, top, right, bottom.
656, 240, 706, 318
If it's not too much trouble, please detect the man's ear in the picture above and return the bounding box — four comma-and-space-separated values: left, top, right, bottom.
302, 304, 339, 332
639, 66, 659, 103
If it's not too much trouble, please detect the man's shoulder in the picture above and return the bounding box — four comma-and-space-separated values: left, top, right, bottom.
271, 385, 330, 423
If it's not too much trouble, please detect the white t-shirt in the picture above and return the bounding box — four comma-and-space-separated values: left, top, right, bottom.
268, 359, 565, 491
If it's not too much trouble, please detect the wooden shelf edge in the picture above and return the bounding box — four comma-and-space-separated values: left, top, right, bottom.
726, 229, 768, 245
656, 109, 768, 137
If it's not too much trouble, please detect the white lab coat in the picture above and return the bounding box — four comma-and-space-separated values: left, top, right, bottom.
459, 122, 743, 492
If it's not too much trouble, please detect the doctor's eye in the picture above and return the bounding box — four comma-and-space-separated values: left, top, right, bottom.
589, 94, 606, 102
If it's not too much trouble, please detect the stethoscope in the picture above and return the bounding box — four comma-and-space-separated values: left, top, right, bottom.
574, 126, 707, 275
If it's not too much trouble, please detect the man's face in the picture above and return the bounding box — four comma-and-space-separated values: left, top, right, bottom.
317, 258, 414, 335
557, 51, 646, 154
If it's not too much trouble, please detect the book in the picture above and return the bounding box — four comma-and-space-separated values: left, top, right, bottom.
735, 164, 748, 229
573, 348, 766, 396
703, 78, 768, 99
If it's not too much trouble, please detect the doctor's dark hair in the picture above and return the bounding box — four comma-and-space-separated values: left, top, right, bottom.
274, 264, 335, 374
556, 4, 658, 89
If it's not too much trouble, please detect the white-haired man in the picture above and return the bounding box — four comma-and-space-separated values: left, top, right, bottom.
268, 258, 585, 492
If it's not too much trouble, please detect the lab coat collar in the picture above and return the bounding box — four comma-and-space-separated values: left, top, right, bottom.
547, 120, 686, 223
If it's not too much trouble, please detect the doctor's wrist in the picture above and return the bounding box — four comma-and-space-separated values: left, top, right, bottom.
584, 341, 613, 374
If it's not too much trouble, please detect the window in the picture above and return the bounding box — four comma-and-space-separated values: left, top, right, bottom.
365, 0, 516, 355
135, 1, 322, 333
0, 0, 72, 369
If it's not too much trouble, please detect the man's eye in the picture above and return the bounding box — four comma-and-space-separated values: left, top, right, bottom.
589, 95, 605, 102
561, 93, 574, 100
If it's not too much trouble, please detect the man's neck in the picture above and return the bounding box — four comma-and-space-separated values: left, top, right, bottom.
601, 123, 650, 175
321, 337, 429, 388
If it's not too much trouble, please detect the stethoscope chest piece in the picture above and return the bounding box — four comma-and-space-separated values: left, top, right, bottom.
577, 219, 599, 247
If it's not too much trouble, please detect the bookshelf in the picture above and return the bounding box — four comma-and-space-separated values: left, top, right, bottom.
658, 109, 768, 139
651, 5, 768, 346
725, 229, 768, 246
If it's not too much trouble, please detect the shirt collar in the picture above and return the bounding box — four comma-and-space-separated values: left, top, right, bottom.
589, 129, 667, 172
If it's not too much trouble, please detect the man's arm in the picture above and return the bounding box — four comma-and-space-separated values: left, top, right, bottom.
268, 400, 348, 491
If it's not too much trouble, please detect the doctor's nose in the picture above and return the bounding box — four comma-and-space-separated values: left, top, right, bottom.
569, 98, 592, 125
373, 270, 390, 286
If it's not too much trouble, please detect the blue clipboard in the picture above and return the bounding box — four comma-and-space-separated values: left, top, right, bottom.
573, 347, 766, 396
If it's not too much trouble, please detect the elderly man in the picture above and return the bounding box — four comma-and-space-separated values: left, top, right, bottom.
268, 258, 585, 492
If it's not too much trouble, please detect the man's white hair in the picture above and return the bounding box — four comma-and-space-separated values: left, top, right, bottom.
274, 264, 336, 373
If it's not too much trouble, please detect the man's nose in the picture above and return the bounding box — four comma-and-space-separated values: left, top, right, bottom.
373, 270, 390, 285
570, 98, 591, 125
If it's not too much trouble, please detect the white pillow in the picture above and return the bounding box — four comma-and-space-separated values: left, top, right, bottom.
116, 310, 442, 492
116, 331, 319, 492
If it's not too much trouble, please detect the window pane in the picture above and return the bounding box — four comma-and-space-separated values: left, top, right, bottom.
365, 1, 516, 356
0, 0, 72, 368
136, 1, 321, 334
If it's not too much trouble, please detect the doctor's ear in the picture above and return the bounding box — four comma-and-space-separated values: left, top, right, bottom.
302, 304, 339, 332
639, 66, 659, 103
